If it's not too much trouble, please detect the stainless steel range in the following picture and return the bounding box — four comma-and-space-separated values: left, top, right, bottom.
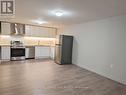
10, 41, 25, 61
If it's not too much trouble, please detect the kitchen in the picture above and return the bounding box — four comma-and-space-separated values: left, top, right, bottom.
0, 0, 126, 95
0, 21, 73, 64
0, 21, 56, 62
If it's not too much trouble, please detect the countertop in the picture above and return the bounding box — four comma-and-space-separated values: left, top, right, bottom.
25, 45, 55, 47
0, 44, 55, 47
0, 45, 11, 47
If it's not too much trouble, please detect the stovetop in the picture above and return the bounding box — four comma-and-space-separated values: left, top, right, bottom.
10, 41, 25, 48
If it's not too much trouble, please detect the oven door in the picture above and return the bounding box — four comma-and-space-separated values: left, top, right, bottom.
11, 48, 25, 60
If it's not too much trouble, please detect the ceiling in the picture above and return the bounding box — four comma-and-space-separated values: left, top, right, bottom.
1, 0, 126, 27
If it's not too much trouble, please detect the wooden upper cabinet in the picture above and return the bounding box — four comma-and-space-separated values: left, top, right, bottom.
25, 25, 32, 36
25, 25, 56, 38
0, 22, 56, 38
0, 22, 11, 35
48, 28, 57, 38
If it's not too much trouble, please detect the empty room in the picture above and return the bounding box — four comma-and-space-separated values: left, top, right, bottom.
0, 0, 126, 95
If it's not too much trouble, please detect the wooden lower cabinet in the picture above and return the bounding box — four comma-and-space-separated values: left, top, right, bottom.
35, 46, 55, 59
1, 46, 10, 61
35, 46, 50, 59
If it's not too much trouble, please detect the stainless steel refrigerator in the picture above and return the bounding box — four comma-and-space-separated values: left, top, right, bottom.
55, 35, 73, 64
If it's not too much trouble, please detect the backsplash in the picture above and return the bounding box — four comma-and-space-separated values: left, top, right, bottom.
0, 35, 55, 46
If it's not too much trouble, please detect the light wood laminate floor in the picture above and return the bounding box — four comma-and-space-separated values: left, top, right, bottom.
0, 59, 126, 95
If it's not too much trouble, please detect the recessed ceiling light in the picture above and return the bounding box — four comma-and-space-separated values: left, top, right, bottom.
48, 9, 72, 17
37, 21, 47, 24
55, 11, 64, 17
31, 19, 48, 24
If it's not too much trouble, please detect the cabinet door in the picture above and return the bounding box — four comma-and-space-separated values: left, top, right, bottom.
35, 46, 50, 59
39, 27, 56, 38
34, 27, 49, 37
1, 46, 10, 60
29, 25, 39, 37
25, 25, 32, 36
41, 47, 50, 57
25, 48, 29, 58
26, 25, 38, 37
48, 28, 56, 38
35, 47, 41, 58
25, 25, 56, 38
1, 22, 11, 35
25, 25, 29, 36
50, 47, 55, 59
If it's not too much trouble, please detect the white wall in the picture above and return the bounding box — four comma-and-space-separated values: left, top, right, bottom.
62, 15, 126, 85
